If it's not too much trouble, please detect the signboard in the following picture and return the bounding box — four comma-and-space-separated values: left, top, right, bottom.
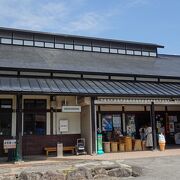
60, 120, 69, 132
62, 106, 81, 112
4, 139, 16, 149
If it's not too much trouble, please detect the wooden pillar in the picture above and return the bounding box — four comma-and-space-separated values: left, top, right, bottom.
150, 102, 157, 150
16, 94, 23, 160
91, 97, 97, 154
50, 96, 54, 135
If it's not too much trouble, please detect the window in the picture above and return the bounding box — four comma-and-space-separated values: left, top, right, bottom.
24, 40, 33, 46
142, 51, 149, 56
93, 46, 101, 52
55, 43, 64, 49
84, 45, 92, 51
1, 38, 12, 44
0, 99, 12, 136
74, 45, 83, 50
110, 48, 118, 54
45, 42, 54, 48
35, 41, 44, 47
101, 47, 109, 53
127, 50, 134, 55
118, 49, 126, 54
150, 52, 156, 57
134, 50, 142, 56
13, 39, 23, 45
24, 99, 46, 135
65, 44, 73, 50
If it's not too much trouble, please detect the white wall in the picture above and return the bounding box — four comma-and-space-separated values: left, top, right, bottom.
54, 96, 81, 135
56, 112, 81, 134
81, 105, 92, 154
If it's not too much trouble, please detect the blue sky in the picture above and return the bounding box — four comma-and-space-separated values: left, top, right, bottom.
0, 0, 180, 54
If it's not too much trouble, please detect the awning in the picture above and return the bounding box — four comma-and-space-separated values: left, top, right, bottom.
0, 76, 180, 97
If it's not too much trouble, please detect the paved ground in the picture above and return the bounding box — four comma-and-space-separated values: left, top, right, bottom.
0, 149, 180, 179
124, 156, 180, 180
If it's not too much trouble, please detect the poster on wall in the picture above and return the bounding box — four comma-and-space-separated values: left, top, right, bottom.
169, 122, 175, 133
59, 120, 69, 132
113, 115, 121, 128
169, 116, 177, 123
126, 114, 136, 136
102, 115, 113, 131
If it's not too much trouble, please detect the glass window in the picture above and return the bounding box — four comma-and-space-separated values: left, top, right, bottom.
24, 99, 46, 135
134, 50, 142, 56
127, 50, 134, 55
13, 39, 23, 45
74, 45, 83, 50
55, 43, 64, 49
93, 46, 101, 52
101, 47, 109, 53
1, 38, 12, 44
0, 99, 12, 136
118, 49, 126, 54
110, 48, 118, 54
65, 44, 73, 50
84, 46, 92, 51
24, 40, 33, 46
35, 41, 44, 47
142, 51, 149, 56
150, 52, 156, 57
45, 42, 54, 48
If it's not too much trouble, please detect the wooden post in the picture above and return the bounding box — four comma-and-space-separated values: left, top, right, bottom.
16, 94, 23, 161
91, 97, 97, 154
150, 102, 157, 150
50, 96, 54, 135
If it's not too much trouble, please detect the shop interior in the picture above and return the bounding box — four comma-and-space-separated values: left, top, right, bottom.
97, 109, 180, 153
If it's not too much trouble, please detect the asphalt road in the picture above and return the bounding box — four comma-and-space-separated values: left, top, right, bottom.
124, 155, 180, 180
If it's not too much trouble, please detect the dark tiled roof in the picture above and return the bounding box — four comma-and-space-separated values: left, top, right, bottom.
0, 44, 180, 77
0, 76, 180, 97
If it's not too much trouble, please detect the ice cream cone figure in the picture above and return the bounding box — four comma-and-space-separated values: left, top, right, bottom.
158, 133, 166, 151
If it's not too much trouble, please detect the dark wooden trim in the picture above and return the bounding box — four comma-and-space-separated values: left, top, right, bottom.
16, 94, 23, 160
50, 96, 53, 135
0, 66, 180, 81
91, 97, 96, 154
150, 102, 157, 150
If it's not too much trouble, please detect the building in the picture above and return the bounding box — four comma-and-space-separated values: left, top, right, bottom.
0, 27, 180, 158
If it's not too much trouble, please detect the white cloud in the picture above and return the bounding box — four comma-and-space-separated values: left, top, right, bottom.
0, 0, 109, 35
0, 0, 150, 35
0, 0, 68, 31
61, 12, 105, 33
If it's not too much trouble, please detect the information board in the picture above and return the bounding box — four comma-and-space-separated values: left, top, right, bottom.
4, 139, 16, 149
59, 120, 69, 132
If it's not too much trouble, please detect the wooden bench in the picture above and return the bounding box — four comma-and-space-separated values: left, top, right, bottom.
44, 146, 75, 157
